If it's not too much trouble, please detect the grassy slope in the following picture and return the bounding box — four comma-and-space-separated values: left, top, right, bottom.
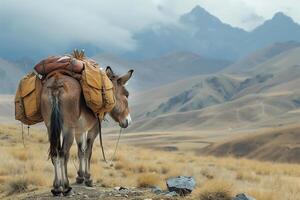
200, 124, 300, 163
129, 46, 300, 133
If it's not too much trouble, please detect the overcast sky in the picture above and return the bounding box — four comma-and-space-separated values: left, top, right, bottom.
0, 0, 299, 57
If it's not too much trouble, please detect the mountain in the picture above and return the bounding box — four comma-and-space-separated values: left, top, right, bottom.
126, 6, 300, 61
128, 44, 300, 132
1, 6, 300, 65
0, 58, 24, 93
0, 95, 14, 123
246, 13, 300, 53
93, 51, 231, 90
0, 49, 231, 95
179, 6, 247, 60
144, 74, 239, 117
224, 41, 300, 73
127, 6, 247, 61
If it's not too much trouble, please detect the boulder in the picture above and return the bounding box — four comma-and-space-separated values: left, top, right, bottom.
233, 193, 256, 200
166, 176, 196, 196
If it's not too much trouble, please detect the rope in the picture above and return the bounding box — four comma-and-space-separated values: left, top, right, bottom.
107, 128, 123, 167
27, 125, 30, 135
21, 123, 25, 148
98, 117, 123, 167
98, 117, 107, 163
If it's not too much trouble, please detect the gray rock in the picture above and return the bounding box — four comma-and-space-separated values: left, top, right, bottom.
150, 186, 163, 194
166, 176, 196, 196
233, 193, 256, 200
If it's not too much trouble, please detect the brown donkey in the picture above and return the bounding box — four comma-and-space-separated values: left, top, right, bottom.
41, 66, 133, 196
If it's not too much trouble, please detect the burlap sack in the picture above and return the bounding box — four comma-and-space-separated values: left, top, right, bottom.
81, 61, 115, 119
15, 73, 43, 125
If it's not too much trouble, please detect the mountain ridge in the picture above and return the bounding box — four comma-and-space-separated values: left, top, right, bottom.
127, 6, 300, 61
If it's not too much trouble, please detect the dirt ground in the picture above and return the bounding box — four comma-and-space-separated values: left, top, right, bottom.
5, 184, 180, 200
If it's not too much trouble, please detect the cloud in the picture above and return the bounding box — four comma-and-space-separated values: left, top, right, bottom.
0, 0, 299, 59
0, 0, 172, 59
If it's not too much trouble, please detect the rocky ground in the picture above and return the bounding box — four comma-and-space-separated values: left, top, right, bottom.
6, 184, 182, 200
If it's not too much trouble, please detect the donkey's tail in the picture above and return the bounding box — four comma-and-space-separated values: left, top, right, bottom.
49, 90, 63, 158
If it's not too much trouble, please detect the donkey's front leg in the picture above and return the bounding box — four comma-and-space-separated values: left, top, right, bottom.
75, 124, 98, 187
83, 125, 99, 187
75, 131, 87, 184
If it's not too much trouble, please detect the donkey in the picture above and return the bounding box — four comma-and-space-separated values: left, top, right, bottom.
41, 66, 133, 196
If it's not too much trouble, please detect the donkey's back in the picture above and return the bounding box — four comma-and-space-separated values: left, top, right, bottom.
41, 73, 97, 132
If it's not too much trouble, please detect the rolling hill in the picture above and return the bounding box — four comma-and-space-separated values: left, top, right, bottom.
1, 40, 300, 164
200, 125, 300, 163
122, 43, 300, 163
129, 43, 300, 133
93, 51, 231, 90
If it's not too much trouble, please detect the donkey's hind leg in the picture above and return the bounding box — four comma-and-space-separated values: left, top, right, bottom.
51, 128, 74, 196
60, 128, 74, 196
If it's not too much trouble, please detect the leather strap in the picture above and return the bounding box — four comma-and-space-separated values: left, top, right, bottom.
43, 69, 81, 83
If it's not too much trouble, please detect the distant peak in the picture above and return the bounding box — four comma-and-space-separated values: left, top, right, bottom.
190, 5, 207, 14
180, 5, 222, 25
188, 5, 214, 17
272, 12, 293, 21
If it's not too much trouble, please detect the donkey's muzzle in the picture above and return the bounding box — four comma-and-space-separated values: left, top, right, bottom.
119, 114, 132, 128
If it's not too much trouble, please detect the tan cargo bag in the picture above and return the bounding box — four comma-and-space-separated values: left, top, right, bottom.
15, 73, 43, 125
81, 61, 115, 119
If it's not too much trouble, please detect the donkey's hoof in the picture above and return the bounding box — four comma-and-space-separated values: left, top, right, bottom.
62, 186, 73, 196
51, 188, 62, 196
76, 176, 84, 184
84, 179, 93, 187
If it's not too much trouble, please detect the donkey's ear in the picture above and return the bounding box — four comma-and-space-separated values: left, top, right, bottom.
118, 69, 134, 85
105, 66, 114, 78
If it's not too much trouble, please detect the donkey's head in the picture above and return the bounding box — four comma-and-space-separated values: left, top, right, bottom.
106, 66, 134, 128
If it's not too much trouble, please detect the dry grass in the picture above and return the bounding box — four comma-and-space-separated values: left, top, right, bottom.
0, 125, 300, 200
198, 180, 233, 200
236, 171, 260, 183
137, 173, 160, 187
247, 190, 275, 200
